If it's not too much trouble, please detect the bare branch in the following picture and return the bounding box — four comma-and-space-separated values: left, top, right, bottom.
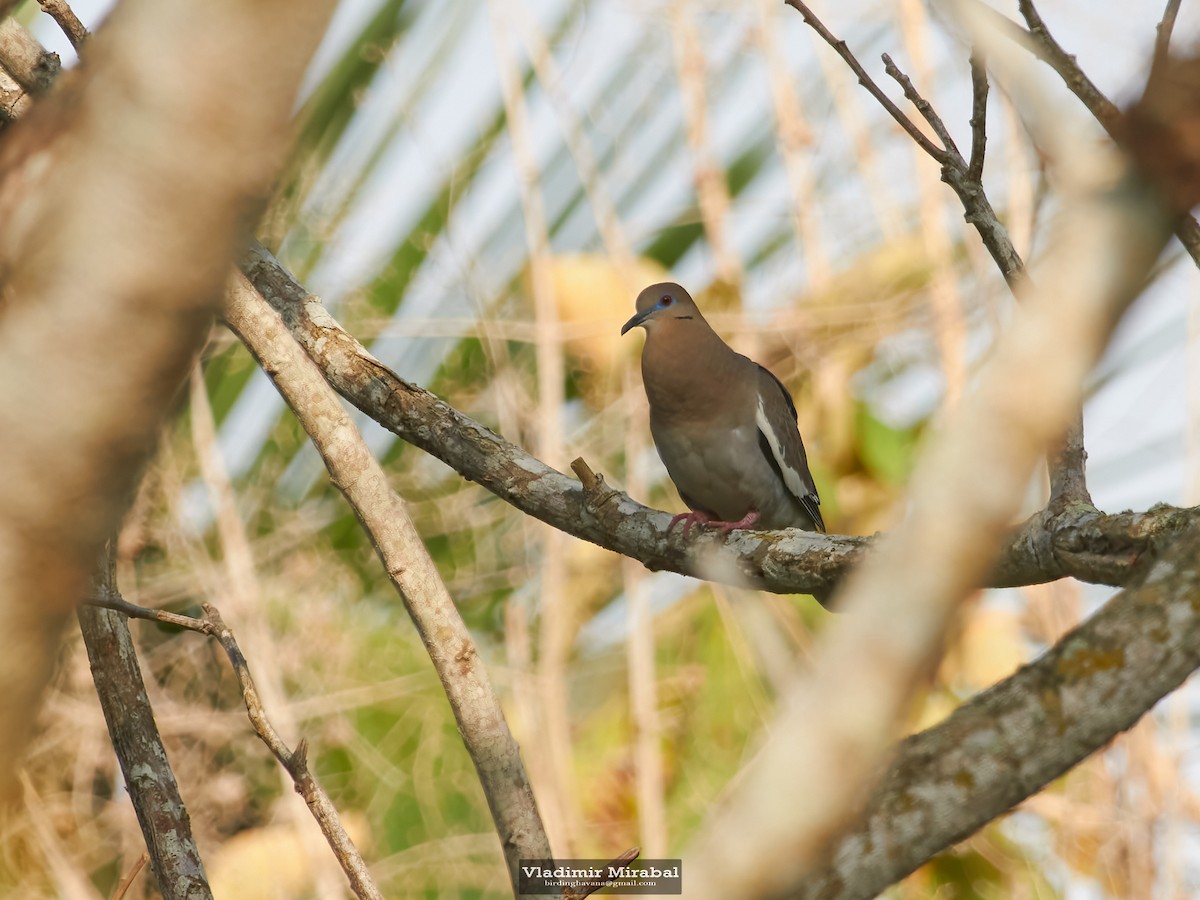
36, 0, 88, 50
968, 51, 988, 181
85, 591, 384, 900
1049, 410, 1092, 507
881, 52, 961, 157
787, 3, 1026, 292
241, 242, 1195, 597
993, 0, 1200, 265
79, 550, 212, 900
794, 518, 1200, 900
0, 18, 58, 93
1152, 0, 1183, 79
223, 272, 554, 895
783, 0, 951, 164
1014, 0, 1121, 127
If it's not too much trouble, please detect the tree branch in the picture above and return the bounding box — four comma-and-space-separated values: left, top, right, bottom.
0, 18, 58, 94
967, 51, 988, 182
36, 0, 88, 50
222, 272, 556, 895
994, 0, 1200, 265
86, 592, 384, 900
79, 548, 212, 900
783, 0, 950, 163
0, 0, 336, 790
791, 517, 1200, 900
239, 245, 1192, 600
680, 37, 1186, 899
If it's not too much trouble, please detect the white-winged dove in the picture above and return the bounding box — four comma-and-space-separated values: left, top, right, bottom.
622, 282, 824, 537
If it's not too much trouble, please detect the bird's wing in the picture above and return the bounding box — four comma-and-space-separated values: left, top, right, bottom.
754, 365, 825, 532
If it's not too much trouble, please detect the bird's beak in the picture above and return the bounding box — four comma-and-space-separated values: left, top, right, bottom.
621, 309, 651, 335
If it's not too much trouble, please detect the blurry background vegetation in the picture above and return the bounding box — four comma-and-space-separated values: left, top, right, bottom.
5, 0, 1200, 897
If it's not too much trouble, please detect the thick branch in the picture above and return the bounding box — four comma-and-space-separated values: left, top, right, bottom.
791, 519, 1200, 900
223, 273, 554, 895
87, 593, 383, 900
0, 18, 58, 93
79, 550, 211, 900
239, 242, 1190, 597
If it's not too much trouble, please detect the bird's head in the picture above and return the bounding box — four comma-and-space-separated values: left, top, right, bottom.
620, 282, 702, 335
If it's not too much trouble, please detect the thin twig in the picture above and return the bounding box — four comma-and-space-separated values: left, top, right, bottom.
1152, 0, 1183, 79
893, 0, 968, 409
784, 1, 1027, 288
111, 853, 150, 900
881, 52, 961, 158
784, 0, 950, 164
968, 51, 989, 182
37, 0, 87, 49
999, 0, 1200, 266
788, 3, 1094, 506
562, 847, 643, 900
85, 593, 384, 900
1015, 0, 1118, 126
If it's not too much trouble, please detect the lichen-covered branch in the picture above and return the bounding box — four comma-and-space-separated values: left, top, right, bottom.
79, 550, 211, 900
791, 519, 1200, 900
239, 242, 1194, 599
86, 592, 383, 900
223, 273, 554, 895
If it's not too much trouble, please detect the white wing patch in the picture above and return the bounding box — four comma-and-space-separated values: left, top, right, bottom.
756, 395, 811, 503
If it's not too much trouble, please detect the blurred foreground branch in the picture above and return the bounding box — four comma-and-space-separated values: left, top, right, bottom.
223, 274, 555, 895
0, 0, 336, 792
86, 591, 382, 900
793, 518, 1200, 899
995, 0, 1200, 264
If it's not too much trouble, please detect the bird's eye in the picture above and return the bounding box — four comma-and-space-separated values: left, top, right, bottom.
659, 294, 673, 307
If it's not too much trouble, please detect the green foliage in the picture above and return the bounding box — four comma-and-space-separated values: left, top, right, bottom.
855, 401, 921, 486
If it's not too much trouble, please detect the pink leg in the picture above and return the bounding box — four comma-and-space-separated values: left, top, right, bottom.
709, 510, 760, 535
667, 509, 760, 538
667, 509, 712, 539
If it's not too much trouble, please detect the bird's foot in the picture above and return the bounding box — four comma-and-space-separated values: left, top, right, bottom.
710, 510, 760, 535
667, 509, 760, 538
667, 510, 712, 539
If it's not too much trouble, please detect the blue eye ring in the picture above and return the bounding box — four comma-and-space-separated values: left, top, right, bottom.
658, 294, 674, 307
